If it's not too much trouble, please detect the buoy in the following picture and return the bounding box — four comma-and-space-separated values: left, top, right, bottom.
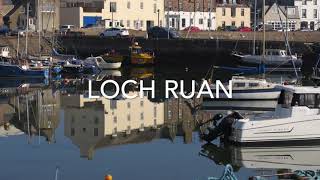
105, 175, 112, 180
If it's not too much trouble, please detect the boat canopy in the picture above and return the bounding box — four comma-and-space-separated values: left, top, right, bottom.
265, 49, 287, 56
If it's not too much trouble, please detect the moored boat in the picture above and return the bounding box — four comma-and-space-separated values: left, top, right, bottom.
202, 85, 320, 145
129, 42, 155, 65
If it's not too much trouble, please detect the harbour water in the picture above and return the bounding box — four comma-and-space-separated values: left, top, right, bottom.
0, 64, 315, 180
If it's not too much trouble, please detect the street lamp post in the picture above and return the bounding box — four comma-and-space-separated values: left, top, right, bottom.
157, 9, 160, 26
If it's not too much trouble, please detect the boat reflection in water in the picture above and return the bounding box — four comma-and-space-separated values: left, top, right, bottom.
200, 143, 320, 177
61, 90, 213, 160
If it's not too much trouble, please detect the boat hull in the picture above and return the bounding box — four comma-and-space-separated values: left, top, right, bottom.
202, 100, 278, 111
0, 64, 48, 78
98, 62, 122, 69
230, 113, 320, 144
233, 54, 302, 68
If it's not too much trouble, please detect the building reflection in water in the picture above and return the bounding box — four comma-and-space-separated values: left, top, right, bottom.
62, 91, 214, 160
0, 86, 60, 143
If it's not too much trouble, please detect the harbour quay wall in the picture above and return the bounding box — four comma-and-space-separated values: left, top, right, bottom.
58, 35, 317, 67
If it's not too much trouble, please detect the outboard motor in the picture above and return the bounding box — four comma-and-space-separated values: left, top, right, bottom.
201, 112, 242, 142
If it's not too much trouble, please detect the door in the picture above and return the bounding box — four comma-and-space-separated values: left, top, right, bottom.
310, 22, 315, 30
146, 21, 154, 30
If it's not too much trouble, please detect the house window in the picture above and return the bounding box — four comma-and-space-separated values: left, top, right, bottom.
140, 20, 144, 27
140, 101, 144, 107
82, 128, 86, 133
140, 2, 143, 9
127, 114, 131, 121
182, 18, 186, 27
208, 19, 211, 27
302, 0, 307, 5
127, 1, 130, 9
314, 9, 318, 18
140, 112, 144, 120
110, 2, 117, 12
222, 21, 225, 28
113, 116, 117, 123
241, 21, 244, 27
168, 1, 172, 10
231, 7, 236, 17
190, 18, 193, 25
127, 20, 130, 27
196, 2, 200, 11
241, 8, 244, 16
94, 117, 99, 124
110, 100, 117, 109
94, 128, 98, 136
153, 4, 157, 13
199, 18, 203, 25
154, 106, 157, 117
222, 8, 226, 16
314, 0, 317, 5
127, 102, 131, 108
179, 2, 183, 11
302, 9, 307, 18
71, 128, 75, 136
232, 21, 236, 26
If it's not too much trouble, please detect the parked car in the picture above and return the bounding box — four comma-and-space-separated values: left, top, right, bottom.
183, 26, 201, 32
239, 27, 252, 32
300, 28, 313, 32
277, 27, 291, 32
147, 26, 180, 39
224, 26, 238, 31
59, 24, 75, 35
100, 28, 129, 37
0, 25, 10, 36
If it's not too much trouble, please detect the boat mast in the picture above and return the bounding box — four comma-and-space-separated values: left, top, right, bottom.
38, 0, 41, 59
25, 1, 30, 57
253, 0, 257, 55
262, 0, 265, 60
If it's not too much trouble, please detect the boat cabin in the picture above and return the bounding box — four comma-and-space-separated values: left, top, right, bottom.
278, 86, 320, 109
0, 46, 10, 58
231, 76, 270, 89
266, 49, 287, 57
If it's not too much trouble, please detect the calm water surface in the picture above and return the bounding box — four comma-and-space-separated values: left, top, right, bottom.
0, 67, 311, 180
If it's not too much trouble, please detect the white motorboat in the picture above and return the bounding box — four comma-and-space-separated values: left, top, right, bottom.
206, 76, 281, 100
228, 85, 320, 144
85, 56, 122, 69
233, 49, 302, 68
233, 145, 320, 171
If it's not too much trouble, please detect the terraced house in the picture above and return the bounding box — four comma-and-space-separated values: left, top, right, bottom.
294, 0, 320, 30
60, 0, 165, 30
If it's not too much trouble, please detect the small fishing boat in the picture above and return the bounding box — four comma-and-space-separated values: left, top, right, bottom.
129, 42, 155, 65
85, 56, 122, 69
0, 59, 48, 78
233, 49, 302, 68
61, 59, 100, 75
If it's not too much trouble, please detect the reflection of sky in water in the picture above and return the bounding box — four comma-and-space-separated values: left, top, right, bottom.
0, 113, 255, 180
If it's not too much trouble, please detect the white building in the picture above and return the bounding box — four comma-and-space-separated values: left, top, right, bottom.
166, 11, 216, 30
295, 0, 320, 30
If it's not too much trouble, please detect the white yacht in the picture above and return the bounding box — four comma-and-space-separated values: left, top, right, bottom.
85, 56, 122, 69
230, 85, 320, 144
233, 49, 302, 68
203, 77, 281, 112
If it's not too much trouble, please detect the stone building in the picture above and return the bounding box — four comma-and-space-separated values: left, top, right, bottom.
264, 3, 300, 31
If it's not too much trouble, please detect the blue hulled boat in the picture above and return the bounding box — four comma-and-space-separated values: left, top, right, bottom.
0, 62, 49, 78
